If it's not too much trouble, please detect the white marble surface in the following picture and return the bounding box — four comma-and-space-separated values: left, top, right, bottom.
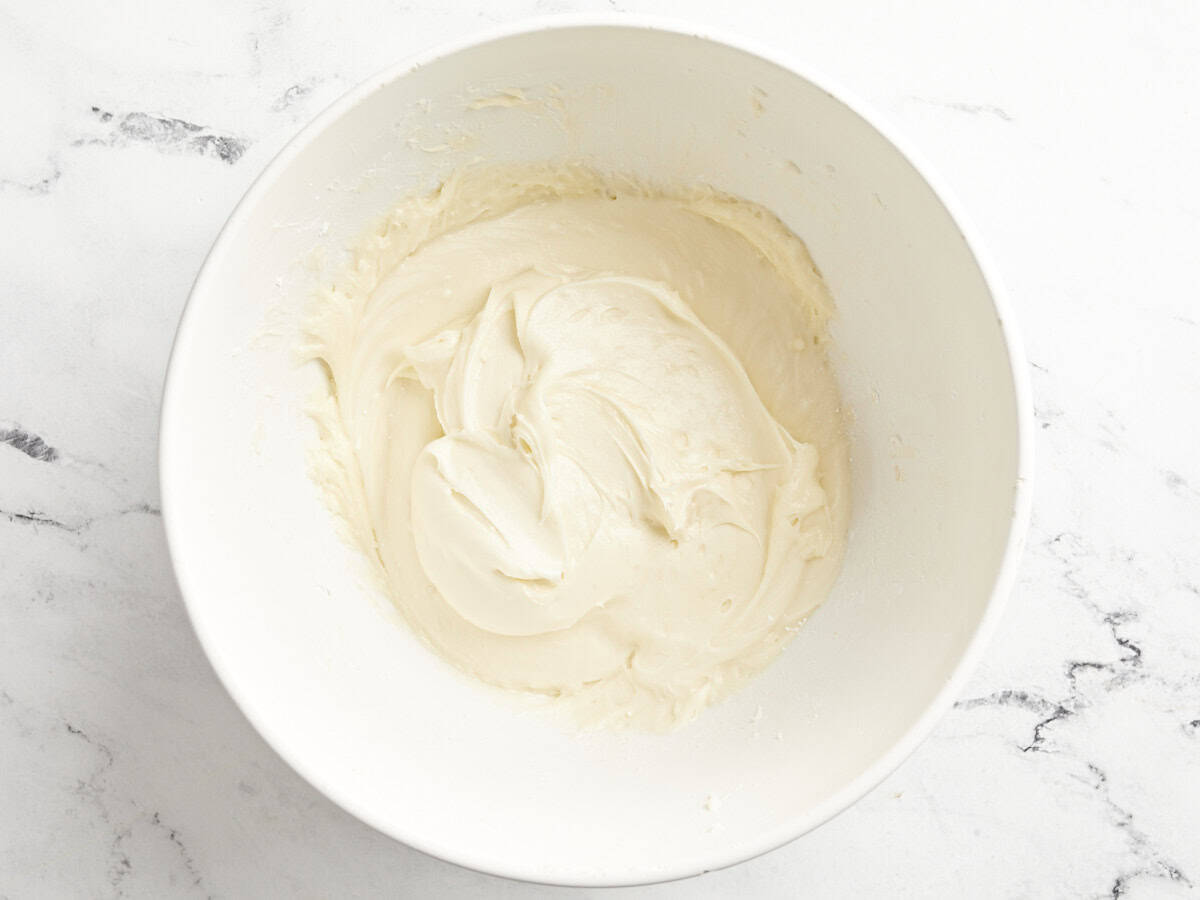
2, 0, 1198, 896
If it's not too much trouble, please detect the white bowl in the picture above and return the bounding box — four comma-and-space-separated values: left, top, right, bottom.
160, 16, 1031, 886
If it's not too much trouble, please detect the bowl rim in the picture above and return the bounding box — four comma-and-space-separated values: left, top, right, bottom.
159, 12, 1034, 888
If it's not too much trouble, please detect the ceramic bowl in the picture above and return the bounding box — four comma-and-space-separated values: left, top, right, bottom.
160, 17, 1031, 886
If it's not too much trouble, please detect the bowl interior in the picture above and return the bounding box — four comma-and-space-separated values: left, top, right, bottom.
161, 23, 1023, 885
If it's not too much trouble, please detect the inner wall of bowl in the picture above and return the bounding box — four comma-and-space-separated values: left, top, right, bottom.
165, 26, 1020, 882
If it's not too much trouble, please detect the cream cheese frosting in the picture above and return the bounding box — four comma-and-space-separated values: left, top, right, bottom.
305, 164, 850, 730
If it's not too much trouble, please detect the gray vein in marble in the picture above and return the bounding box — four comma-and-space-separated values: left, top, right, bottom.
270, 81, 315, 112
954, 689, 1071, 752
955, 689, 1062, 717
77, 106, 248, 165
0, 163, 63, 196
60, 719, 127, 892
3, 502, 161, 535
149, 812, 206, 892
5, 510, 81, 532
1162, 468, 1198, 498
1080, 762, 1192, 897
0, 420, 138, 504
956, 520, 1196, 894
1094, 407, 1129, 455
1035, 399, 1064, 431
1045, 533, 1148, 693
912, 96, 1014, 121
1029, 362, 1064, 431
955, 531, 1156, 752
246, 8, 292, 78
1030, 356, 1133, 456
0, 425, 59, 462
65, 721, 116, 788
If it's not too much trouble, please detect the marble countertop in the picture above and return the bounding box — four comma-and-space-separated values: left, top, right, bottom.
3, 0, 1198, 896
